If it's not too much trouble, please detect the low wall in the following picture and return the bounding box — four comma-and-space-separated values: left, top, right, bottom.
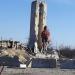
60, 59, 75, 69
0, 56, 20, 67
31, 58, 56, 68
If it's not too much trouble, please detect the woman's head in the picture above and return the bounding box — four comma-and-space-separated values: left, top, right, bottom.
44, 26, 47, 30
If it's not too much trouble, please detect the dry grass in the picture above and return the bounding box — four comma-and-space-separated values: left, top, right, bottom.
0, 48, 30, 63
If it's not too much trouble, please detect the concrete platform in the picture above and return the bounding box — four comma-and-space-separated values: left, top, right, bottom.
1, 68, 75, 75
31, 58, 56, 68
60, 59, 75, 69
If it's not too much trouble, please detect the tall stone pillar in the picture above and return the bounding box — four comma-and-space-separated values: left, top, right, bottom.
28, 1, 39, 50
38, 2, 47, 50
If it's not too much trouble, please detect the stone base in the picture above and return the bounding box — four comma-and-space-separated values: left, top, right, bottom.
60, 59, 75, 69
31, 58, 56, 68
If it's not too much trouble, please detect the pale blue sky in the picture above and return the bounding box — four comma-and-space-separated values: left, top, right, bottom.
0, 0, 75, 47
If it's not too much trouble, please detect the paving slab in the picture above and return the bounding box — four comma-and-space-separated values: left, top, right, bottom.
1, 67, 75, 75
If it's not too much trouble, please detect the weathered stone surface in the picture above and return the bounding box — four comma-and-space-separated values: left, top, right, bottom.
0, 56, 20, 67
60, 59, 75, 69
31, 58, 56, 68
1, 68, 75, 75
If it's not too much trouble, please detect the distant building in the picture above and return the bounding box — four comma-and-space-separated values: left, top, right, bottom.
0, 40, 20, 49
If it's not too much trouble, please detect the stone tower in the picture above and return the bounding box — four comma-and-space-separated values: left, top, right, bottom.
38, 1, 47, 50
28, 0, 39, 49
29, 0, 47, 51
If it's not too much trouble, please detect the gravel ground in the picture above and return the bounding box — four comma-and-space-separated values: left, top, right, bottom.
1, 67, 75, 75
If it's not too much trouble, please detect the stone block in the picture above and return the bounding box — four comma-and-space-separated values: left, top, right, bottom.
60, 59, 75, 69
31, 58, 56, 68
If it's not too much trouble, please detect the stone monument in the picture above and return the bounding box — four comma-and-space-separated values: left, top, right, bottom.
28, 0, 47, 52
28, 0, 59, 68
